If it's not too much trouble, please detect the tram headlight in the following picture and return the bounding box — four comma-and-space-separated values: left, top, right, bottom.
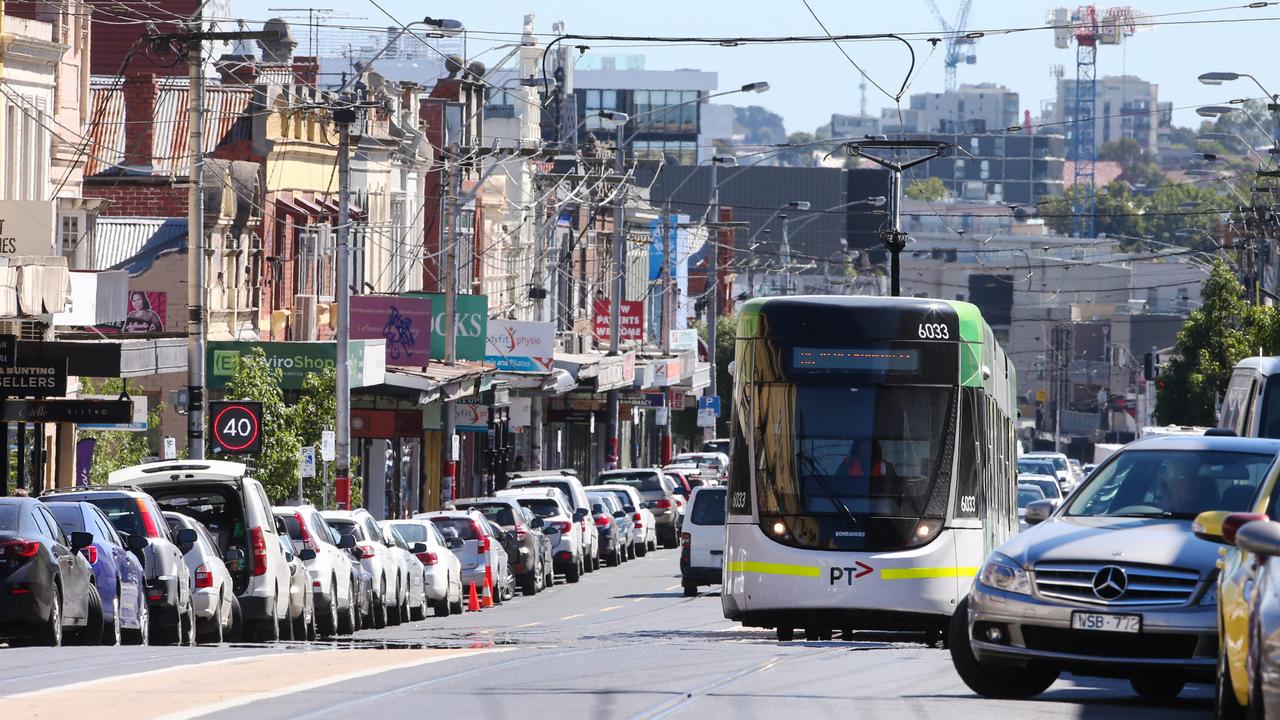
770, 520, 788, 537
978, 553, 1031, 595
903, 519, 943, 548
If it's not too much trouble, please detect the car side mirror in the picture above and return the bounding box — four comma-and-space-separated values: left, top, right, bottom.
1193, 510, 1231, 544
446, 536, 464, 550
126, 533, 150, 553
530, 516, 544, 529
338, 534, 357, 550
1235, 519, 1280, 557
275, 516, 288, 535
410, 542, 428, 554
1024, 500, 1055, 526
1223, 512, 1271, 546
573, 508, 588, 521
613, 510, 626, 519
70, 531, 94, 552
175, 527, 198, 551
298, 548, 317, 561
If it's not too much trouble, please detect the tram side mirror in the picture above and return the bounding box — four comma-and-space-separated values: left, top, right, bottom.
1024, 500, 1055, 526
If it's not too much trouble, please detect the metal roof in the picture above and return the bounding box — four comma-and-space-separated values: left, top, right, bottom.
92, 217, 187, 276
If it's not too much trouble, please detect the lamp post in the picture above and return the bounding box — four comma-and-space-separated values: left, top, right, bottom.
1197, 132, 1270, 164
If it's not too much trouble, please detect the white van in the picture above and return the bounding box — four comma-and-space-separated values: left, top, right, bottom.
680, 486, 726, 597
1219, 356, 1280, 438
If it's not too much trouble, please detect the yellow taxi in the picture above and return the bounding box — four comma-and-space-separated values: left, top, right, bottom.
1194, 467, 1279, 718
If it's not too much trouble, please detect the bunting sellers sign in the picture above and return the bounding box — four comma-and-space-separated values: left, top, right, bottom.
0, 360, 68, 397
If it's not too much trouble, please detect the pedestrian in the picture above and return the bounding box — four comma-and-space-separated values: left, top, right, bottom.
8, 488, 28, 497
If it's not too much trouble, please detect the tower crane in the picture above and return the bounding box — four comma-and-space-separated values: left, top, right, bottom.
924, 0, 977, 92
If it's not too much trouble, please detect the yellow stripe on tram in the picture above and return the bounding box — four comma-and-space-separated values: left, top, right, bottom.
880, 566, 979, 580
727, 561, 822, 578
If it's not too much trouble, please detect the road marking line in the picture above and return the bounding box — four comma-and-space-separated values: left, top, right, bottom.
598, 605, 623, 612
633, 598, 645, 603
517, 622, 543, 628
2, 648, 504, 720
560, 613, 586, 620
665, 584, 681, 591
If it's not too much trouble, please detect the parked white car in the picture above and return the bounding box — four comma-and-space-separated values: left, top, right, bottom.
681, 486, 726, 597
418, 510, 513, 600
274, 505, 357, 636
495, 487, 587, 581
378, 521, 429, 621
583, 484, 656, 557
320, 509, 404, 629
504, 474, 600, 573
163, 511, 237, 643
383, 519, 464, 616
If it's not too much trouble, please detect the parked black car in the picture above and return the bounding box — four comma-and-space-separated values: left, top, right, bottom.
42, 487, 196, 645
588, 492, 628, 567
0, 497, 98, 646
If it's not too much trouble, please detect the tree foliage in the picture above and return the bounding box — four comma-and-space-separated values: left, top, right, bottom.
1040, 180, 1225, 248
222, 347, 301, 501
77, 377, 164, 484
905, 177, 949, 202
1155, 261, 1278, 425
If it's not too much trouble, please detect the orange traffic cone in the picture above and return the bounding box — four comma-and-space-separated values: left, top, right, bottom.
467, 581, 481, 612
482, 566, 495, 608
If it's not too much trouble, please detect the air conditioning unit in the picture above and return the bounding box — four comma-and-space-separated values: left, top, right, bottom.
0, 319, 46, 340
292, 294, 317, 340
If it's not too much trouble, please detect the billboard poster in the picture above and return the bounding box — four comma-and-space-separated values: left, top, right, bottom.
350, 296, 433, 366
485, 320, 555, 372
592, 300, 644, 343
93, 291, 166, 334
401, 293, 489, 361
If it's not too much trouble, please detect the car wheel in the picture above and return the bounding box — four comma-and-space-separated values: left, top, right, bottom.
683, 583, 698, 597
593, 553, 602, 571
124, 598, 150, 645
338, 593, 355, 635
565, 559, 581, 583
373, 580, 387, 629
75, 584, 104, 646
154, 606, 184, 646
521, 572, 538, 596
435, 594, 452, 617
184, 600, 198, 646
776, 627, 794, 642
258, 596, 281, 642
225, 598, 242, 642
1217, 640, 1246, 720
948, 598, 1058, 699
200, 598, 225, 645
545, 561, 555, 588
320, 582, 339, 637
292, 603, 307, 640
102, 591, 121, 646
36, 583, 62, 647
636, 542, 647, 558
1130, 675, 1186, 700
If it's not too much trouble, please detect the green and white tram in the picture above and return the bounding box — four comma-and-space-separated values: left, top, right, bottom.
722, 296, 1017, 640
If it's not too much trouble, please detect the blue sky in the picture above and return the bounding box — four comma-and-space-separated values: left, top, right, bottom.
229, 0, 1280, 134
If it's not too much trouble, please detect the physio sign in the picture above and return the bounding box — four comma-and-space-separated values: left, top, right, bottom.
484, 320, 554, 372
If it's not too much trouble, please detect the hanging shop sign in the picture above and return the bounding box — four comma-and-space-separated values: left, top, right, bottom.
351, 295, 433, 366
484, 319, 554, 372
0, 359, 68, 397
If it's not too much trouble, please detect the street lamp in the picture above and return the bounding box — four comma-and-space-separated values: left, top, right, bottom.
1198, 132, 1270, 164
1198, 71, 1278, 101
336, 17, 464, 93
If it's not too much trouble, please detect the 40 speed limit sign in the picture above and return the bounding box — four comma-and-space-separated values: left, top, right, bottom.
209, 401, 263, 455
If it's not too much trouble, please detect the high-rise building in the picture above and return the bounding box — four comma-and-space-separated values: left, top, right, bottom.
881, 83, 1019, 134
1054, 74, 1168, 155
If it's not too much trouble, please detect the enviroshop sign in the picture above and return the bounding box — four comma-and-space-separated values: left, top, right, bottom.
401, 293, 488, 361
206, 340, 386, 390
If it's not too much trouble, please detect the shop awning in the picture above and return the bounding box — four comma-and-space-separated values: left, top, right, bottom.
354, 361, 495, 405
24, 337, 187, 377
495, 368, 576, 396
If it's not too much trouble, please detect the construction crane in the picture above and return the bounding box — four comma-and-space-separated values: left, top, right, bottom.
925, 0, 977, 92
1048, 5, 1145, 238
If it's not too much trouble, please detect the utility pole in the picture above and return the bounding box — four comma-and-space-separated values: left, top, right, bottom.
333, 108, 354, 508
780, 215, 792, 296
186, 29, 206, 459
442, 153, 461, 497
660, 208, 673, 465
841, 140, 953, 296
605, 118, 626, 470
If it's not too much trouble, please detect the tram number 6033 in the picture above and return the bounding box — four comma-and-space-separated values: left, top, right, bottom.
959, 495, 977, 513
918, 323, 950, 339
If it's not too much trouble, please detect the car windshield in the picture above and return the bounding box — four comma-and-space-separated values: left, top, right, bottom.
600, 472, 663, 492
593, 489, 634, 511
46, 505, 86, 533
429, 517, 479, 540
1066, 449, 1276, 519
516, 499, 562, 519
1024, 478, 1061, 500
1018, 487, 1044, 508
461, 504, 516, 527
85, 497, 147, 537
1018, 460, 1055, 475
389, 523, 428, 543
326, 518, 362, 540
691, 490, 727, 525
276, 514, 304, 541
0, 504, 19, 531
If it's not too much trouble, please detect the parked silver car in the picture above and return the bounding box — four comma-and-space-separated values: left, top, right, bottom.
163, 512, 238, 643
952, 435, 1280, 700
277, 535, 316, 640
275, 505, 358, 636
382, 519, 464, 616
320, 509, 402, 629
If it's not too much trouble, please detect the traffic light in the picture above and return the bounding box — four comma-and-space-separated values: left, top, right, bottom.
1143, 353, 1154, 381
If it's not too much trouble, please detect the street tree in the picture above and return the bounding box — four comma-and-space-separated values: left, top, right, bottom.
223, 347, 301, 501
290, 367, 337, 506
76, 377, 164, 483
905, 177, 949, 202
1155, 260, 1277, 425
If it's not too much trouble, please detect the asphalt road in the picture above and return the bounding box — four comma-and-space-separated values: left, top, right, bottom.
0, 547, 1213, 719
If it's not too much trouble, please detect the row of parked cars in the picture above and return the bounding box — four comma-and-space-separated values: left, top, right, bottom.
950, 431, 1280, 716
0, 457, 721, 647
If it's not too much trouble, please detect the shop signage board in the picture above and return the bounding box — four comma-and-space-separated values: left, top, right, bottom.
401, 293, 488, 361
350, 295, 432, 366
0, 200, 56, 257
670, 329, 698, 352
591, 300, 644, 343
484, 319, 554, 371
207, 340, 384, 390
77, 394, 148, 431
0, 398, 133, 423
0, 360, 68, 397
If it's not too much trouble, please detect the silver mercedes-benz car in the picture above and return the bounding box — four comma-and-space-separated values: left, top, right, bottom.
951, 435, 1280, 701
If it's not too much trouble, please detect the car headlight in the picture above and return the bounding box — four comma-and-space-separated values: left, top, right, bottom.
978, 552, 1032, 595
